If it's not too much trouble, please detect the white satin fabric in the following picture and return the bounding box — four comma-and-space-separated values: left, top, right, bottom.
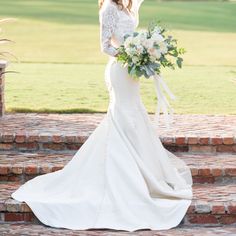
11, 0, 193, 232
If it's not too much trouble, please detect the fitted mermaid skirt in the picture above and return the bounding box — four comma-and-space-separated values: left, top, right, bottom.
11, 58, 193, 231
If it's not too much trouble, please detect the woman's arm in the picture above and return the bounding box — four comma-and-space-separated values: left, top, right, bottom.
132, 0, 145, 14
99, 5, 119, 57
137, 0, 145, 9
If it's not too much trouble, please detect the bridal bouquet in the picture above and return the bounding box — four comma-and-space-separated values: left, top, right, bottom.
116, 22, 185, 79
116, 22, 186, 129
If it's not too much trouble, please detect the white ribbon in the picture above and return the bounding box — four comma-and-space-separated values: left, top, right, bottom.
153, 74, 176, 130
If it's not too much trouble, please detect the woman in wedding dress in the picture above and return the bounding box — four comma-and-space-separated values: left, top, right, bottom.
11, 0, 192, 232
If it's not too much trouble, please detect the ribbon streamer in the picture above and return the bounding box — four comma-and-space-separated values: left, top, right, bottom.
153, 74, 176, 130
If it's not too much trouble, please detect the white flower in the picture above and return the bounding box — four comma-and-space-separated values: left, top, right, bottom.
137, 31, 147, 43
154, 49, 161, 59
136, 45, 144, 55
159, 41, 168, 54
132, 56, 139, 64
142, 38, 154, 49
148, 48, 161, 59
152, 33, 164, 43
131, 36, 141, 46
124, 36, 133, 48
149, 55, 156, 62
153, 26, 161, 34
125, 47, 136, 56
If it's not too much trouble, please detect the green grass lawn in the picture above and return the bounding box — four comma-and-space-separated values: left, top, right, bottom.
1, 0, 236, 114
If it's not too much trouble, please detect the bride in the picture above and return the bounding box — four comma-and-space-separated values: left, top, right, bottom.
11, 0, 192, 232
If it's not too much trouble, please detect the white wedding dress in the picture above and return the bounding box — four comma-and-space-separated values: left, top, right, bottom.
11, 0, 192, 231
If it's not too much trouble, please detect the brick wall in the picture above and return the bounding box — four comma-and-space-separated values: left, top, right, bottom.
0, 60, 7, 117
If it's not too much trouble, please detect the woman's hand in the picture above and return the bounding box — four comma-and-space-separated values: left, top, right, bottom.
114, 51, 120, 57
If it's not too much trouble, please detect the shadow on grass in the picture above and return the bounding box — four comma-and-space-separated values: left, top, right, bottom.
7, 108, 157, 115
7, 107, 107, 114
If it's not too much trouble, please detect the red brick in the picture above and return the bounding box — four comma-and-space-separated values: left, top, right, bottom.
0, 202, 6, 211
193, 176, 215, 184
191, 168, 198, 176
0, 143, 13, 150
168, 145, 189, 152
8, 176, 21, 182
199, 137, 209, 145
15, 142, 38, 151
212, 168, 222, 177
77, 136, 88, 143
175, 137, 186, 145
4, 213, 34, 222
187, 205, 195, 214
217, 145, 234, 153
19, 203, 31, 213
66, 143, 81, 150
26, 135, 39, 142
211, 137, 223, 145
65, 135, 78, 143
15, 134, 26, 143
39, 166, 52, 174
219, 215, 236, 224
162, 137, 175, 145
39, 135, 51, 143
0, 176, 8, 181
25, 166, 38, 175
0, 166, 9, 175
187, 214, 218, 224
190, 145, 215, 153
52, 135, 64, 143
1, 134, 14, 143
4, 213, 23, 222
212, 205, 225, 214
233, 145, 236, 152
225, 168, 236, 177
223, 137, 234, 145
42, 143, 65, 150
198, 168, 211, 176
187, 137, 198, 145
227, 203, 236, 214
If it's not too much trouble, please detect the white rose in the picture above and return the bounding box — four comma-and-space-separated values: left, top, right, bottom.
125, 46, 136, 56
132, 56, 139, 64
142, 38, 154, 49
124, 36, 132, 48
137, 32, 147, 43
153, 49, 161, 59
148, 48, 161, 59
136, 45, 144, 55
132, 36, 141, 46
153, 26, 161, 34
159, 41, 168, 54
152, 33, 164, 43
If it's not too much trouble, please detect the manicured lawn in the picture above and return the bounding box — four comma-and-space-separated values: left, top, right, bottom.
1, 0, 236, 114
6, 63, 236, 114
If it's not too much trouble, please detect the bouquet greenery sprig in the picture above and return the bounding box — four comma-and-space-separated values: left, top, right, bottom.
117, 21, 186, 79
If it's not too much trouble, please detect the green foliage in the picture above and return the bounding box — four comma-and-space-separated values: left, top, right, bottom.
117, 23, 186, 79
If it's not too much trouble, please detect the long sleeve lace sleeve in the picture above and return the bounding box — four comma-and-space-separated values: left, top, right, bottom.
99, 5, 119, 57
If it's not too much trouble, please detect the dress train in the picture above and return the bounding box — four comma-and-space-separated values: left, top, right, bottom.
11, 59, 192, 231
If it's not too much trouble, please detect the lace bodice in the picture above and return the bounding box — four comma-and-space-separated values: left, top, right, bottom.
99, 0, 144, 57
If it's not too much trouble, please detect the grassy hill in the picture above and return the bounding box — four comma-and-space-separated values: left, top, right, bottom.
0, 0, 235, 114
